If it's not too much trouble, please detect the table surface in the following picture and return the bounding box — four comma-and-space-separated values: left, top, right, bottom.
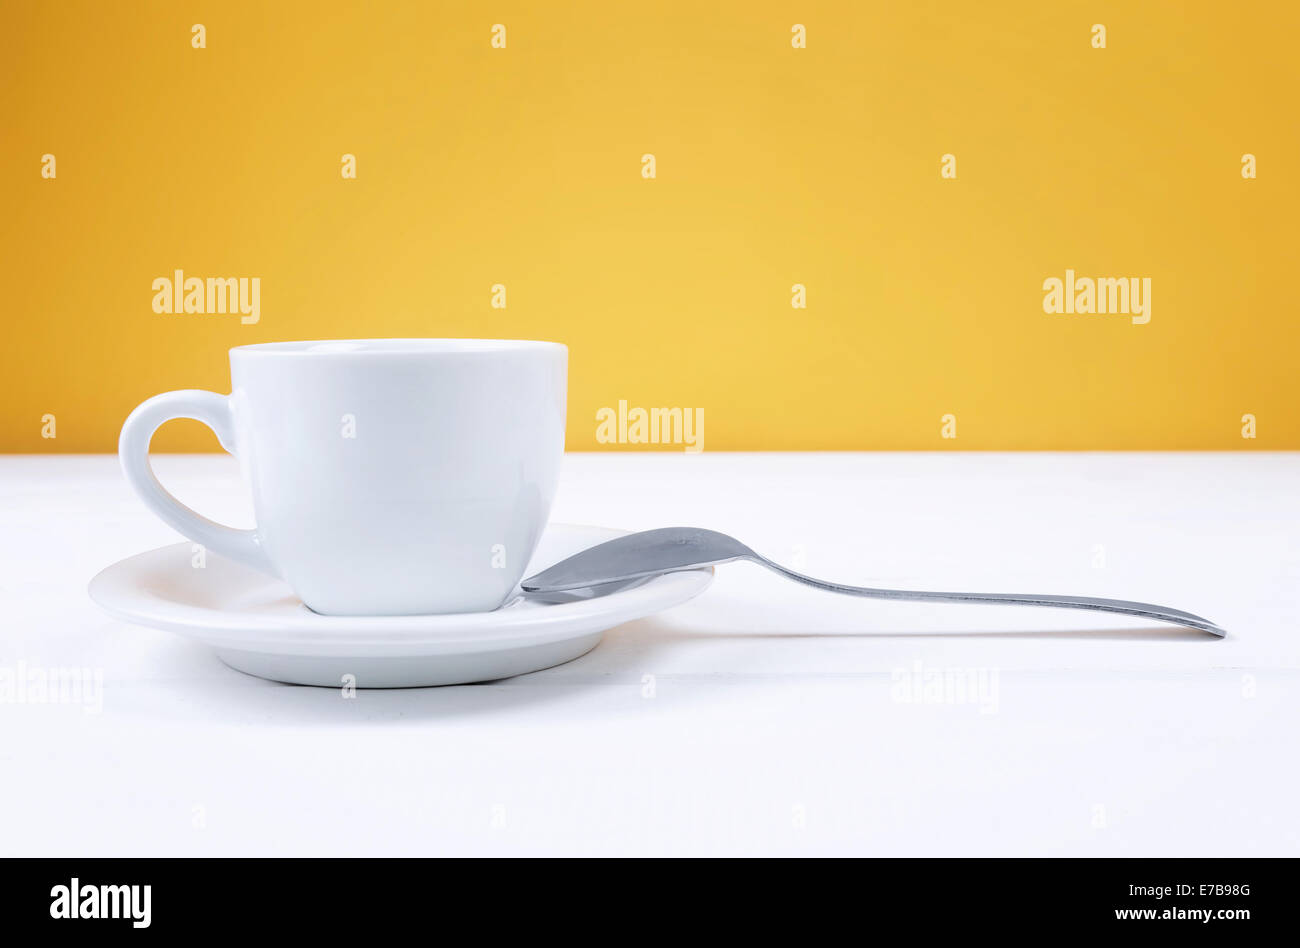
2, 452, 1297, 856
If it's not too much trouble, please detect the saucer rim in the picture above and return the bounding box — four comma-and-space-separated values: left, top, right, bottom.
88, 523, 713, 651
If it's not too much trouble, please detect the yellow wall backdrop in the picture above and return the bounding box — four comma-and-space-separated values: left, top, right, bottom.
3, 0, 1297, 452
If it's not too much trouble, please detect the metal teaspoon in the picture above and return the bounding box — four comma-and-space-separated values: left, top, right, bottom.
520, 527, 1226, 636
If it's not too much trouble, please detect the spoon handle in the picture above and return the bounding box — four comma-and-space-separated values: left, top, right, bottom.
755, 557, 1226, 637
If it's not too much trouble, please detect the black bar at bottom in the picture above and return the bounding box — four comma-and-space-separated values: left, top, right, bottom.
1, 857, 1285, 934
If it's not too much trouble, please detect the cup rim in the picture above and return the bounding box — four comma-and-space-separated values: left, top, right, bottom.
230, 338, 567, 357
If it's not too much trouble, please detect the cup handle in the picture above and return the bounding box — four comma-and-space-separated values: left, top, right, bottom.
118, 389, 275, 575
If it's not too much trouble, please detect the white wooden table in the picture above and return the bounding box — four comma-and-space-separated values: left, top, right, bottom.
1, 453, 1296, 856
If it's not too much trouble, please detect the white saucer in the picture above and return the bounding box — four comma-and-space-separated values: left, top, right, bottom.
88, 524, 712, 688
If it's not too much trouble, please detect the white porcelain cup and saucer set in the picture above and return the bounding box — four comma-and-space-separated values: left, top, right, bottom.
88, 339, 713, 688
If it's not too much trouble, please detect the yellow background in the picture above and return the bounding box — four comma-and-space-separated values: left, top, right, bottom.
3, 0, 1297, 451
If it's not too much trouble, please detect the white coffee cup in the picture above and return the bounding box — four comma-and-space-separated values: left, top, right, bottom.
119, 339, 568, 615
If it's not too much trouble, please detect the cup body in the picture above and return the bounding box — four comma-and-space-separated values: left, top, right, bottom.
227, 339, 566, 615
